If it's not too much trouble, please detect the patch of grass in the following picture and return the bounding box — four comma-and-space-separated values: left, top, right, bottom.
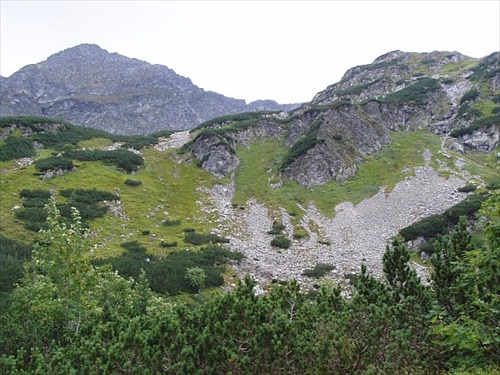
438, 57, 479, 76
233, 132, 442, 218
77, 137, 114, 149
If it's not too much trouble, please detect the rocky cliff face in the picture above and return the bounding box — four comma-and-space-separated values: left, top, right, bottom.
187, 50, 499, 187
0, 44, 299, 135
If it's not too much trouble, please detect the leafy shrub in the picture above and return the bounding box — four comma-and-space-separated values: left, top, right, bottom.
271, 235, 291, 249
334, 81, 378, 96
0, 235, 33, 292
281, 120, 324, 171
16, 189, 116, 232
460, 89, 480, 105
400, 214, 449, 241
121, 240, 147, 253
184, 232, 230, 245
0, 136, 36, 161
60, 189, 118, 204
457, 185, 477, 193
57, 202, 108, 222
267, 221, 285, 235
0, 115, 64, 129
192, 111, 277, 132
160, 241, 178, 248
163, 219, 182, 227
381, 78, 440, 105
303, 100, 352, 114
354, 59, 399, 72
491, 106, 500, 114
124, 179, 142, 187
457, 103, 483, 118
470, 53, 500, 80
20, 189, 51, 200
450, 114, 500, 137
15, 207, 49, 231
293, 227, 308, 239
141, 230, 150, 235
302, 263, 335, 278
33, 157, 74, 172
63, 149, 144, 173
399, 193, 488, 241
94, 245, 243, 295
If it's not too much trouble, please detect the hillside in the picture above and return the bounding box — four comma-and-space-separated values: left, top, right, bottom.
1, 50, 498, 291
0, 44, 299, 135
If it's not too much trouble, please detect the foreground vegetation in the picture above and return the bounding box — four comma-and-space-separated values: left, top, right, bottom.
0, 193, 498, 374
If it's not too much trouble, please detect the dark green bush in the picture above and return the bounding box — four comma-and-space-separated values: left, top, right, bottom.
63, 149, 144, 173
303, 100, 352, 115
184, 232, 230, 245
20, 189, 51, 200
60, 189, 118, 204
124, 179, 142, 187
163, 219, 182, 227
160, 241, 178, 248
381, 78, 440, 105
94, 245, 242, 295
400, 214, 448, 241
457, 185, 477, 193
399, 193, 488, 241
0, 136, 36, 161
267, 221, 285, 235
458, 103, 483, 119
33, 157, 74, 172
271, 235, 291, 249
0, 235, 33, 292
460, 89, 480, 105
491, 106, 500, 114
450, 114, 500, 137
302, 263, 335, 278
281, 120, 324, 171
121, 241, 147, 253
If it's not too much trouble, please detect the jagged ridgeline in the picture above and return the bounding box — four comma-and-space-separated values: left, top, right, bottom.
0, 44, 300, 135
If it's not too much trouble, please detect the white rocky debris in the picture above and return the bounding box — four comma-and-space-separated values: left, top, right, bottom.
203, 150, 471, 290
154, 131, 191, 151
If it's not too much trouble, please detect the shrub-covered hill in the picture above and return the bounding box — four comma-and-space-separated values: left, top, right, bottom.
1, 194, 499, 374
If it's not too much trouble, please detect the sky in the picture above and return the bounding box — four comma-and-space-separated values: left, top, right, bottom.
1, 1, 499, 104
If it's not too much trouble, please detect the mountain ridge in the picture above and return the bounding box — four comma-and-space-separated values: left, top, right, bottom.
0, 44, 300, 134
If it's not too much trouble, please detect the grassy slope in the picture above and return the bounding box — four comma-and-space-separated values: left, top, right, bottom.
233, 131, 443, 217
1, 129, 497, 259
0, 145, 215, 258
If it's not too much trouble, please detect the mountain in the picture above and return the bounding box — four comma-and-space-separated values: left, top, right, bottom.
188, 50, 499, 186
0, 49, 498, 291
0, 44, 300, 135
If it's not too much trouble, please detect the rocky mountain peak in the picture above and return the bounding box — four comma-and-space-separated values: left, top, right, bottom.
0, 44, 300, 134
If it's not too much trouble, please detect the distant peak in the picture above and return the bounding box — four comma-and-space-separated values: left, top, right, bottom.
48, 44, 110, 60
373, 50, 405, 63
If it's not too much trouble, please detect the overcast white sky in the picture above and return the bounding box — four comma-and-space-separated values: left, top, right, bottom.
1, 1, 499, 104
